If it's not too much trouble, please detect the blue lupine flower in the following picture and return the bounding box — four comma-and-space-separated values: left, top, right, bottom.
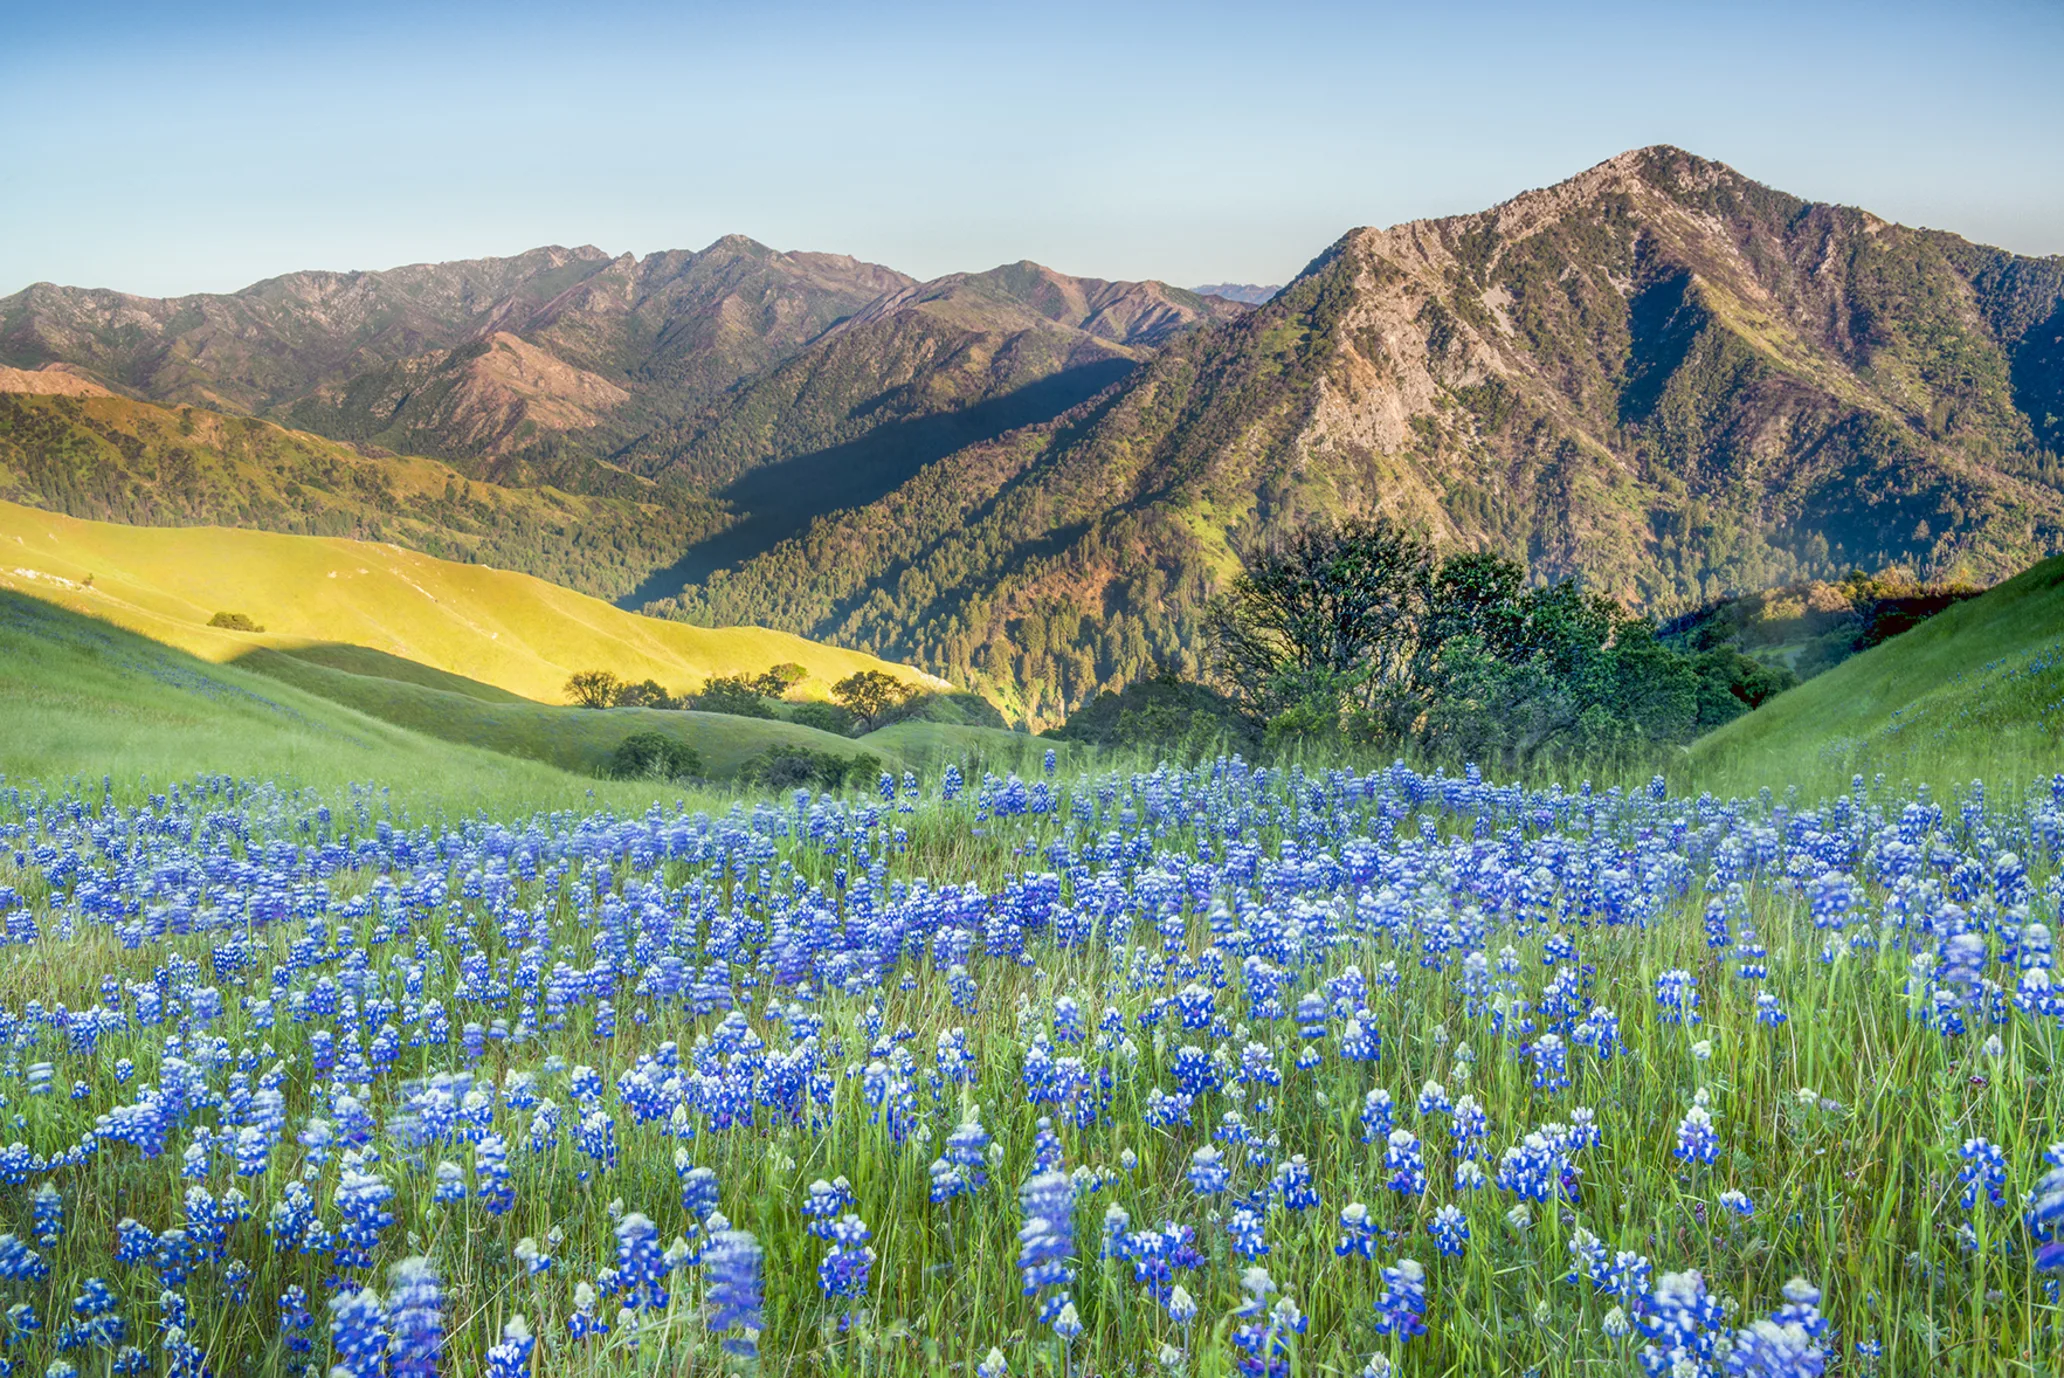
475, 1135, 513, 1216
616, 1213, 671, 1312
1018, 1170, 1076, 1327
1335, 1202, 1380, 1260
1656, 970, 1700, 1025
1230, 1267, 1305, 1378
1428, 1204, 1469, 1257
328, 1286, 388, 1378
1676, 1104, 1719, 1166
1636, 1270, 1726, 1376
1360, 1089, 1395, 1143
566, 1282, 608, 1342
485, 1315, 533, 1378
1184, 1145, 1229, 1196
70, 1278, 125, 1349
1371, 1258, 1427, 1342
1228, 1207, 1269, 1259
705, 1230, 765, 1357
333, 1161, 395, 1271
803, 1177, 855, 1238
1959, 1138, 2006, 1209
817, 1214, 875, 1330
31, 1184, 60, 1248
1385, 1129, 1426, 1197
278, 1286, 313, 1355
385, 1258, 443, 1378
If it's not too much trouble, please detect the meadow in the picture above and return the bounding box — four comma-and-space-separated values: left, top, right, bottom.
0, 731, 2058, 1378
3, 533, 2064, 1377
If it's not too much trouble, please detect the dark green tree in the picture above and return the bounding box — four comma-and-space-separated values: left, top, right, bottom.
832, 670, 912, 731
1203, 517, 1431, 725
566, 669, 624, 709
606, 731, 702, 782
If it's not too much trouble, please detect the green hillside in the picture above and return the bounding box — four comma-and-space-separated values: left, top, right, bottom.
0, 388, 716, 601
1685, 554, 2064, 797
0, 590, 721, 814
0, 497, 944, 707
237, 648, 892, 779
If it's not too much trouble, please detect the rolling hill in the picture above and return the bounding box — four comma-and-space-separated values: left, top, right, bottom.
0, 387, 717, 601
652, 147, 2064, 724
0, 497, 943, 708
0, 587, 720, 813
1684, 552, 2064, 797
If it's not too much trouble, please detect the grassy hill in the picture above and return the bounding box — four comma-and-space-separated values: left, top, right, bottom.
0, 497, 943, 708
0, 388, 717, 601
0, 589, 726, 814
1684, 554, 2064, 797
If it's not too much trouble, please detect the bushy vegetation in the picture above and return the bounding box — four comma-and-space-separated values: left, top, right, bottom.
605, 729, 704, 782
205, 611, 264, 633
1048, 668, 1258, 757
1201, 519, 1787, 773
738, 743, 883, 790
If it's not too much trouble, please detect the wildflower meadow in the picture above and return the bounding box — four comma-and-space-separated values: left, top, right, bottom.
0, 756, 2058, 1377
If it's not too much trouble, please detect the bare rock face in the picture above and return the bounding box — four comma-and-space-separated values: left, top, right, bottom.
0, 364, 116, 398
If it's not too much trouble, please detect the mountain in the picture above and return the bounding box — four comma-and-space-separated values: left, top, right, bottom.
612, 263, 1244, 593
652, 147, 2064, 724
0, 238, 915, 465
1192, 283, 1282, 305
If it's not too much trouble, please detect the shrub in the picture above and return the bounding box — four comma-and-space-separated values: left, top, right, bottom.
207, 611, 265, 633
606, 731, 703, 782
613, 678, 676, 709
692, 676, 777, 718
741, 746, 881, 791
788, 701, 858, 736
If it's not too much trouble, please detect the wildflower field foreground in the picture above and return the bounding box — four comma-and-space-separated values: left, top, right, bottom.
0, 759, 2059, 1378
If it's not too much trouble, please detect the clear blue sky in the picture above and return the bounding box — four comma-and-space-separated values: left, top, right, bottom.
4, 0, 2059, 296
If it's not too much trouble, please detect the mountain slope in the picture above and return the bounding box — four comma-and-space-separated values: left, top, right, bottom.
1685, 553, 2064, 796
0, 238, 914, 462
653, 147, 2064, 724
0, 388, 717, 601
0, 498, 943, 708
613, 263, 1243, 593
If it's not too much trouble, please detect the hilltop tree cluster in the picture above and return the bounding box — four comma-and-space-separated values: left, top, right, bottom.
564, 664, 810, 714
562, 664, 919, 738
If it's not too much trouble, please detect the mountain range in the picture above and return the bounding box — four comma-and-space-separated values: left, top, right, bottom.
6, 145, 2062, 724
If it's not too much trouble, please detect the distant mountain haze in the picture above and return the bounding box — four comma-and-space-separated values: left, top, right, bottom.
5, 146, 2063, 725
1191, 284, 1282, 305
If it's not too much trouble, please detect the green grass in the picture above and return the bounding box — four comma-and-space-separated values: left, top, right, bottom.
0, 496, 941, 707
239, 646, 901, 779
1685, 554, 2064, 799
0, 591, 736, 816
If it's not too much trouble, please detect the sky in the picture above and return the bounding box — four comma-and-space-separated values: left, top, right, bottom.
4, 0, 2060, 297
